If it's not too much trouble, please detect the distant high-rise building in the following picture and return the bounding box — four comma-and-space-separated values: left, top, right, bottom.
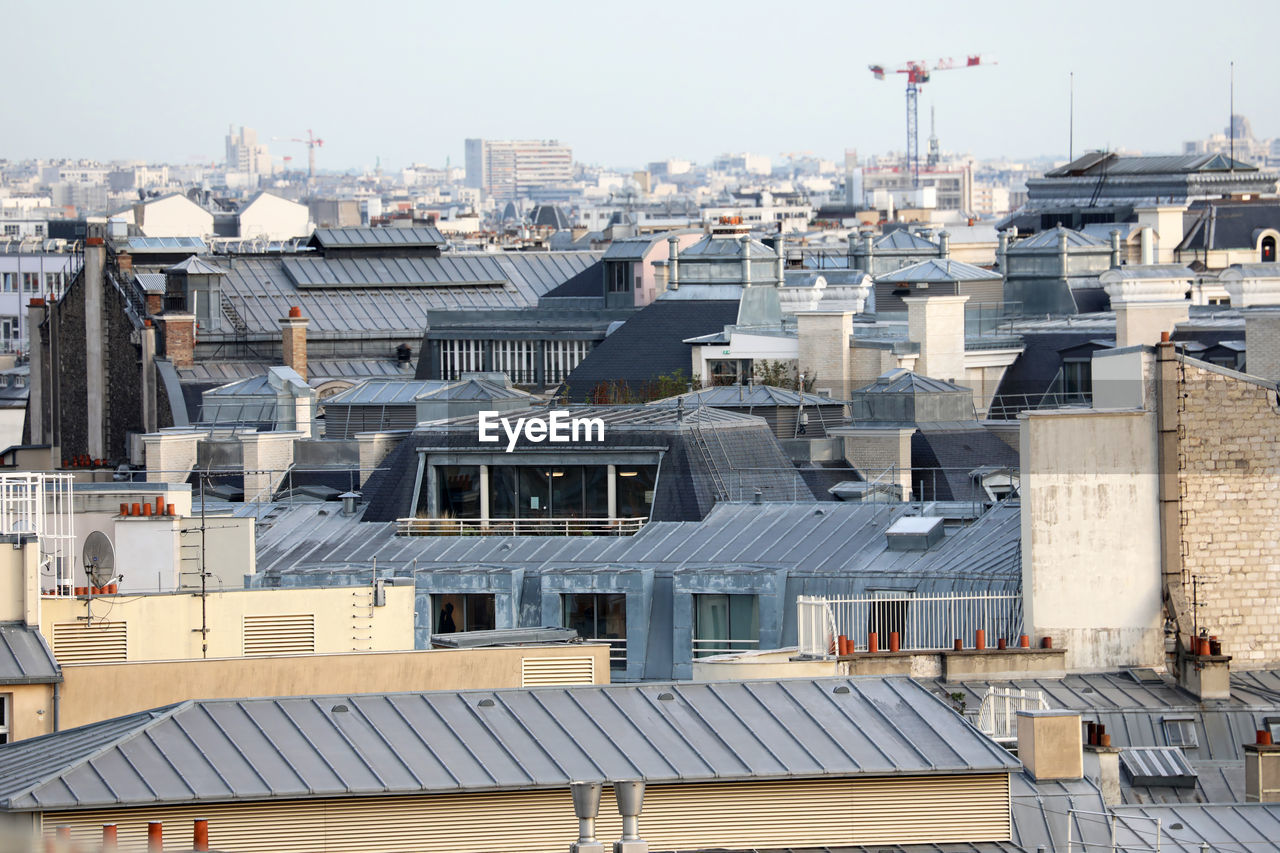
464, 139, 573, 201
225, 125, 272, 178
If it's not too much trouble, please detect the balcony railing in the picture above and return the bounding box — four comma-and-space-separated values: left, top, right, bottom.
796, 591, 1023, 657
692, 638, 761, 659
396, 516, 648, 537
977, 686, 1047, 740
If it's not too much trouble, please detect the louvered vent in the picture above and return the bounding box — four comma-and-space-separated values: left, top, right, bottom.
52, 622, 127, 664
242, 614, 315, 657
520, 655, 595, 687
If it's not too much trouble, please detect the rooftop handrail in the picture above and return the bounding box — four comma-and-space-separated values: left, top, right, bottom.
396, 516, 648, 537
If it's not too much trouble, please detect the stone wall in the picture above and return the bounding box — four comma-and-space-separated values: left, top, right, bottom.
1177, 359, 1280, 666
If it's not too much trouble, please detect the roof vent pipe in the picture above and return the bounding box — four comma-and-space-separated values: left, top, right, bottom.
774, 236, 785, 287
1110, 229, 1123, 268
938, 230, 950, 259
340, 491, 360, 517
740, 235, 752, 287
667, 236, 680, 290
613, 780, 648, 853
570, 781, 605, 853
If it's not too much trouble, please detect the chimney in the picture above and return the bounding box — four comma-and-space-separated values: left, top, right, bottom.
280, 306, 309, 381
774, 236, 785, 287
847, 232, 859, 269
158, 314, 196, 369
862, 230, 874, 269
1017, 710, 1083, 781
1245, 731, 1280, 802
938, 230, 950, 259
1110, 229, 1122, 268
997, 230, 1009, 271
569, 781, 605, 853
1139, 227, 1155, 265
1177, 636, 1232, 701
1083, 743, 1123, 806
667, 236, 680, 289
740, 235, 752, 287
1221, 265, 1280, 380
1057, 226, 1069, 278
903, 293, 968, 383
1100, 267, 1192, 348
613, 780, 647, 853
340, 491, 360, 517
84, 239, 107, 460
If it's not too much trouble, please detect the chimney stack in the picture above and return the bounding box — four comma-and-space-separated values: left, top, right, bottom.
1100, 267, 1192, 348
774, 236, 785, 287
280, 306, 309, 381
997, 230, 1009, 271
938, 230, 950, 260
1246, 730, 1280, 802
1110, 229, 1122, 269
1017, 710, 1083, 781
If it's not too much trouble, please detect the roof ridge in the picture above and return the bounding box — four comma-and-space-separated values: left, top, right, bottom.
0, 701, 193, 808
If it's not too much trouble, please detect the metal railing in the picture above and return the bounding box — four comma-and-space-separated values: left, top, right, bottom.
796, 591, 1023, 656
0, 473, 76, 597
977, 686, 1047, 740
692, 638, 761, 659
986, 391, 1092, 420
396, 516, 648, 537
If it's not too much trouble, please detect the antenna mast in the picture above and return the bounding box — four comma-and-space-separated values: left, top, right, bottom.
1229, 61, 1235, 171
1069, 71, 1074, 162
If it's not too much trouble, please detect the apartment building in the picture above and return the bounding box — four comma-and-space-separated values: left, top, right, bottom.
464, 138, 573, 201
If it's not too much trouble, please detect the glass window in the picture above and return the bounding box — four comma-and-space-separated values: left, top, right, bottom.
563, 593, 627, 669
1062, 359, 1091, 403
0, 693, 8, 743
1162, 716, 1198, 748
436, 465, 481, 519
1, 274, 14, 292
432, 593, 495, 634
22, 273, 38, 293
616, 466, 656, 518
487, 465, 611, 520
693, 593, 759, 658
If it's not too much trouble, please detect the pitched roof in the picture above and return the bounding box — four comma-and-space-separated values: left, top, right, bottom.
1178, 200, 1280, 252
1045, 152, 1258, 178
0, 623, 60, 684
0, 678, 1019, 811
1007, 227, 1108, 251
874, 230, 939, 251
857, 370, 969, 395
323, 378, 451, 407
165, 255, 228, 275
877, 258, 1001, 283
678, 235, 776, 259
647, 385, 844, 409
414, 378, 537, 403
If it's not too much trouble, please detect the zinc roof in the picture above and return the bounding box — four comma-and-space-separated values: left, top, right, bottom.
310, 226, 445, 248
166, 256, 228, 275
646, 385, 845, 409
1109, 803, 1280, 852
0, 677, 1018, 812
876, 259, 1001, 284
0, 623, 60, 685
324, 378, 451, 407
874, 230, 939, 251
1007, 228, 1107, 251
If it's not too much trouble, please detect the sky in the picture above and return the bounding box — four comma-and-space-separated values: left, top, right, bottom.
4, 0, 1277, 172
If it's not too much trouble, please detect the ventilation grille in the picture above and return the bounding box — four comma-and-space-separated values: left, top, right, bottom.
521, 656, 595, 687
52, 622, 127, 664
242, 614, 316, 657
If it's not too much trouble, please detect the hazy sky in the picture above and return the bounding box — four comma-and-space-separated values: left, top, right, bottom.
6, 0, 1276, 172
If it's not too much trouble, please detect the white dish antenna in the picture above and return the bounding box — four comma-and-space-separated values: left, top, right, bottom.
83, 531, 116, 588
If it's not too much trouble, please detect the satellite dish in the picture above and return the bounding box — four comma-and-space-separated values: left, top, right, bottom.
83, 531, 116, 588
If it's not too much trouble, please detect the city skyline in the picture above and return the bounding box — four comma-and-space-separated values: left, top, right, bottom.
4, 0, 1276, 171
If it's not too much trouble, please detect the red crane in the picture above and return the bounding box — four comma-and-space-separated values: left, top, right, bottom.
868, 56, 994, 188
286, 130, 324, 190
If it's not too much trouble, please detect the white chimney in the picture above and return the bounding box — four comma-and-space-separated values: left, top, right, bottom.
1100, 266, 1192, 349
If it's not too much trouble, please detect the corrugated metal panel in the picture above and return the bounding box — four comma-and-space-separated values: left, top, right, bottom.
40, 774, 1010, 853
1120, 746, 1198, 787
50, 622, 126, 664
241, 614, 315, 656
520, 656, 595, 686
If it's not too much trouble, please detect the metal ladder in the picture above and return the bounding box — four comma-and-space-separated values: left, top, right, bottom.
220, 294, 249, 336
689, 425, 728, 502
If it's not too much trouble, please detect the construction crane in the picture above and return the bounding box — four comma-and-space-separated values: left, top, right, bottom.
274, 130, 324, 192
869, 56, 994, 188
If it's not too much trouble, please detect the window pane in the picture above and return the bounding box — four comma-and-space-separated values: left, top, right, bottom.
728, 594, 759, 642
696, 594, 729, 642
548, 466, 583, 518
582, 465, 609, 516
467, 594, 496, 631
518, 468, 551, 518
489, 466, 518, 519
437, 465, 481, 518
616, 466, 656, 518
434, 594, 463, 634
601, 594, 626, 639
563, 594, 597, 638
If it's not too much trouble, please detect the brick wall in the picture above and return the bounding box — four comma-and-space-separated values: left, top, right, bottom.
796, 313, 851, 399
160, 315, 195, 369
1177, 360, 1280, 666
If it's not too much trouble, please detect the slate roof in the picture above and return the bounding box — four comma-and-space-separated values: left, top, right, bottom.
540, 262, 604, 298
1179, 200, 1280, 252
1045, 152, 1258, 178
877, 259, 1001, 283
563, 299, 741, 400
912, 425, 1020, 502
309, 226, 445, 249
414, 378, 538, 403
602, 237, 663, 261
0, 678, 1019, 812
857, 370, 968, 395
191, 252, 599, 338
120, 236, 206, 254
0, 623, 60, 685
133, 272, 166, 293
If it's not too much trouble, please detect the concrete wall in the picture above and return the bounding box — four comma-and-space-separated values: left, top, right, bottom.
904, 295, 967, 383
1177, 360, 1280, 666
39, 584, 416, 662
240, 431, 301, 501
54, 644, 609, 731
796, 312, 852, 399
1020, 409, 1164, 671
